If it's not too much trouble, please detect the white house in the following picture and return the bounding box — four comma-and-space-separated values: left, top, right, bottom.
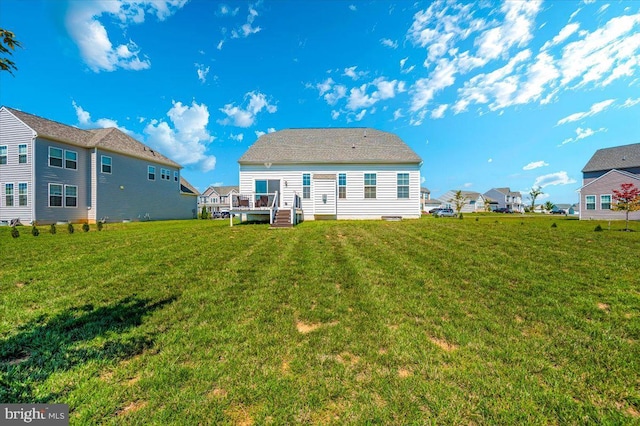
483, 187, 524, 212
0, 106, 198, 225
232, 128, 422, 226
438, 190, 486, 213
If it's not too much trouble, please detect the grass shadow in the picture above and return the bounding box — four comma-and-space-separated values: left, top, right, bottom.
0, 295, 177, 402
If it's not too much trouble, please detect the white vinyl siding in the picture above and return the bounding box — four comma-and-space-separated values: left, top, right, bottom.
49, 147, 63, 168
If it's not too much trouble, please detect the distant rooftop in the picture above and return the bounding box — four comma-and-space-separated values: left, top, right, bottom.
582, 143, 640, 173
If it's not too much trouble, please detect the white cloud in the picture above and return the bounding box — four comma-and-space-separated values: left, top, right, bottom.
72, 101, 135, 136
331, 110, 340, 120
557, 99, 615, 125
254, 127, 276, 138
218, 4, 239, 16
463, 182, 473, 188
560, 127, 606, 145
533, 171, 576, 188
393, 109, 403, 120
346, 78, 403, 111
217, 40, 224, 50
523, 160, 549, 170
353, 109, 367, 121
324, 85, 347, 105
622, 97, 640, 108
349, 5, 357, 11
343, 66, 367, 80
218, 91, 277, 127
229, 133, 244, 142
65, 0, 187, 72
144, 100, 217, 172
541, 23, 580, 50
431, 104, 448, 119
487, 158, 493, 163
381, 38, 398, 49
231, 6, 261, 38
195, 63, 210, 83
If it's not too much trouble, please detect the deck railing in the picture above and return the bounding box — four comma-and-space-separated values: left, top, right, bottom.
231, 192, 277, 210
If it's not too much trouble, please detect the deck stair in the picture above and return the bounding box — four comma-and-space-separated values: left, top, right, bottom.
271, 209, 293, 228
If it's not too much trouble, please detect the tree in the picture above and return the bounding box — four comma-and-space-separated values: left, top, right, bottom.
482, 195, 494, 212
0, 29, 22, 76
612, 182, 640, 231
449, 190, 468, 217
544, 201, 555, 213
528, 186, 543, 212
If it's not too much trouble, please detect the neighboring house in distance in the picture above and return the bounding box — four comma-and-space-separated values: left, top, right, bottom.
0, 106, 198, 225
438, 190, 485, 213
553, 203, 578, 215
234, 128, 422, 224
579, 143, 640, 220
483, 187, 524, 212
198, 185, 239, 215
420, 187, 431, 212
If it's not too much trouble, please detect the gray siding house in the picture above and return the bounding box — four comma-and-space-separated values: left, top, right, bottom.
198, 185, 239, 215
579, 143, 640, 221
0, 106, 198, 225
233, 128, 422, 224
439, 190, 486, 213
483, 187, 524, 212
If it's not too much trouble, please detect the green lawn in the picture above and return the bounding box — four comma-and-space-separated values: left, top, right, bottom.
1, 216, 639, 424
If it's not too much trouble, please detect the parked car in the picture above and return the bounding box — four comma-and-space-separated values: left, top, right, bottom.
434, 208, 456, 217
428, 207, 442, 214
494, 207, 514, 213
551, 209, 566, 215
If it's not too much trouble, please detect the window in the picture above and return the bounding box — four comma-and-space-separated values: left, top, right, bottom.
18, 183, 27, 206
338, 173, 347, 199
5, 183, 14, 207
65, 185, 77, 207
585, 195, 596, 210
0, 146, 6, 165
364, 173, 376, 199
65, 150, 77, 169
49, 147, 63, 168
101, 156, 112, 174
303, 173, 311, 199
18, 144, 27, 164
161, 168, 170, 180
601, 194, 611, 210
148, 166, 156, 180
397, 173, 409, 199
174, 171, 179, 182
49, 184, 63, 207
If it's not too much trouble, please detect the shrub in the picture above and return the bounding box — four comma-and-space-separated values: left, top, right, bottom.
82, 223, 90, 232
31, 225, 40, 237
475, 217, 479, 222
50, 223, 56, 235
97, 221, 103, 231
551, 222, 557, 228
594, 224, 603, 232
68, 223, 75, 234
11, 226, 19, 238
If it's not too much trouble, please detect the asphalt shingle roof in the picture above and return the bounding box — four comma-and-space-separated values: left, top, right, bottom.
582, 143, 640, 172
238, 128, 422, 164
6, 107, 180, 168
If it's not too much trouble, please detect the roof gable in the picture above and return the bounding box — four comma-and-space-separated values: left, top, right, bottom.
582, 143, 640, 172
239, 128, 422, 165
579, 168, 640, 190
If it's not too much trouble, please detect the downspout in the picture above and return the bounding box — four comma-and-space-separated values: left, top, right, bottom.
30, 133, 37, 223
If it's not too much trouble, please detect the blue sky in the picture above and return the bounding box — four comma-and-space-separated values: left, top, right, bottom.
1, 0, 639, 204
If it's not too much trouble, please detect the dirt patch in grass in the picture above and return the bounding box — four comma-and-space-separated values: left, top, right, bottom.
207, 388, 228, 399
126, 375, 140, 386
281, 359, 291, 374
335, 352, 360, 366
398, 368, 412, 378
429, 337, 458, 352
225, 405, 254, 426
597, 302, 610, 312
7, 354, 30, 366
116, 401, 147, 416
295, 319, 338, 334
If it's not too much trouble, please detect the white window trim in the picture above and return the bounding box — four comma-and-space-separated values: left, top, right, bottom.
49, 183, 63, 208
0, 145, 7, 165
338, 173, 347, 199
18, 182, 28, 206
397, 173, 410, 199
585, 195, 596, 210
65, 184, 78, 208
364, 173, 377, 199
101, 155, 112, 174
64, 149, 78, 170
174, 171, 179, 183
4, 183, 14, 207
600, 194, 612, 210
49, 147, 63, 168
18, 144, 28, 164
148, 165, 156, 181
302, 173, 311, 199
